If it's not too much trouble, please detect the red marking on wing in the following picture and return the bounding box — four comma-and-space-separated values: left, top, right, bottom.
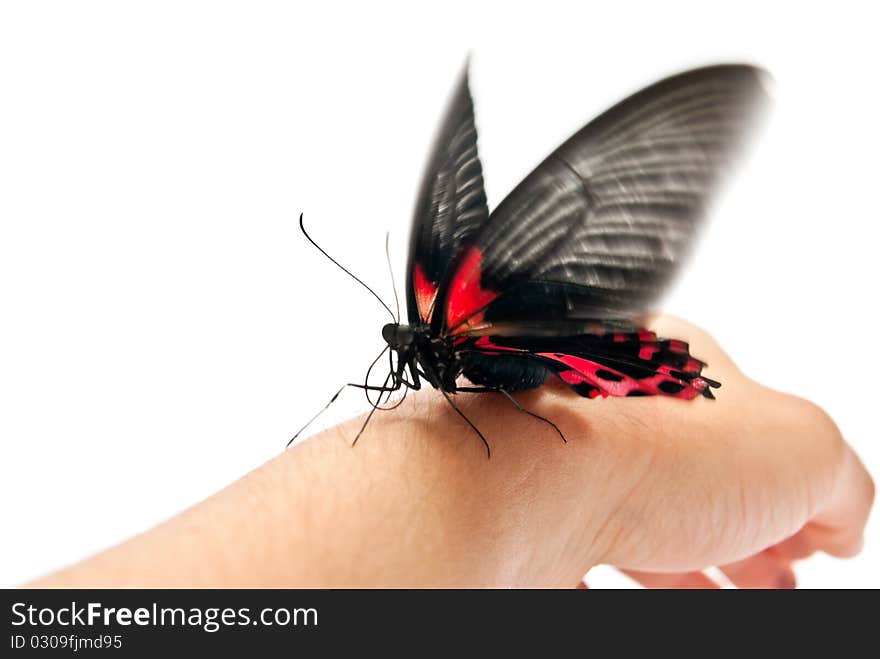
473, 336, 515, 351
558, 370, 603, 398
413, 262, 438, 323
667, 339, 688, 354
445, 247, 500, 333
541, 353, 703, 399
468, 336, 712, 400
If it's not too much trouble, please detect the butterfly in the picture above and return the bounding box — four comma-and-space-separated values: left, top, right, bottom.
295, 63, 770, 456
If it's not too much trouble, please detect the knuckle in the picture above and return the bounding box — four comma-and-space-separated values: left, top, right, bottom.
786, 395, 846, 470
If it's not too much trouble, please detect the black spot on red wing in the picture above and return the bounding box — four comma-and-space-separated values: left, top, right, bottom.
606, 361, 656, 380
595, 369, 624, 382
658, 380, 686, 394
669, 369, 692, 381
571, 382, 600, 398
666, 340, 689, 355
626, 390, 648, 397
661, 354, 690, 370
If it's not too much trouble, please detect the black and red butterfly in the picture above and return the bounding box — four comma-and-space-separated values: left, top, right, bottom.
295, 63, 770, 456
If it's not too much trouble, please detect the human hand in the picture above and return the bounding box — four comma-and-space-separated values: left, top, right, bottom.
398, 314, 874, 588
31, 316, 872, 588
577, 315, 875, 588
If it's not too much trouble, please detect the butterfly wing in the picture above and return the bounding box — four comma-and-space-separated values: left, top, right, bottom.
405, 65, 489, 325
457, 327, 720, 399
436, 64, 771, 335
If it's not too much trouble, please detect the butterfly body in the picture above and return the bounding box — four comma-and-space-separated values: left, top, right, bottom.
459, 349, 550, 393
381, 321, 460, 392
382, 320, 554, 394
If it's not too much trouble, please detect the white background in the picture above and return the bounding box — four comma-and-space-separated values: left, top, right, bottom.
1, 1, 877, 587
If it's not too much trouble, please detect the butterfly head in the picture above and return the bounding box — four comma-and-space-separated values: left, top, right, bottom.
382, 323, 415, 350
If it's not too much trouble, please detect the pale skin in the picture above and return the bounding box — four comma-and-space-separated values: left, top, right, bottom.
30, 316, 873, 588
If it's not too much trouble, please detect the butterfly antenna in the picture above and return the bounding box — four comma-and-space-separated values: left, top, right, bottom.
299, 213, 395, 322
385, 231, 401, 323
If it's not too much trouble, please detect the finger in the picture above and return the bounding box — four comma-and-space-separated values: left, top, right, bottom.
620, 569, 721, 589
763, 434, 873, 562
719, 548, 796, 589
806, 443, 874, 557
653, 313, 871, 535
768, 531, 817, 562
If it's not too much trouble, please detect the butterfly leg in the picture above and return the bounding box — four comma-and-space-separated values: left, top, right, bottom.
392, 357, 423, 390
352, 372, 394, 447
287, 379, 402, 448
456, 386, 566, 443
416, 364, 491, 458
497, 389, 566, 444
438, 387, 492, 458
368, 355, 414, 412
394, 360, 424, 391
347, 382, 403, 392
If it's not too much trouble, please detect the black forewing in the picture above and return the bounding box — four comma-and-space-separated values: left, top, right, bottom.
405, 65, 489, 325
437, 64, 771, 334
